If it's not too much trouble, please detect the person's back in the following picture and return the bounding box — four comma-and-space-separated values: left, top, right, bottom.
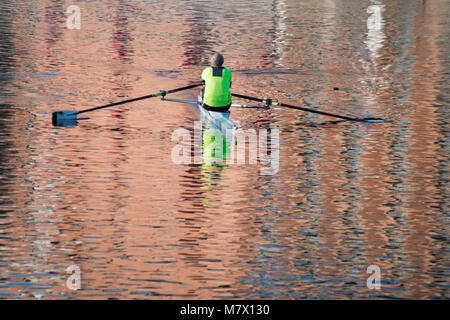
201, 53, 232, 112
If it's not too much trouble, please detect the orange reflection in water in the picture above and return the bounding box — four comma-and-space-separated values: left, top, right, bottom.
0, 0, 448, 299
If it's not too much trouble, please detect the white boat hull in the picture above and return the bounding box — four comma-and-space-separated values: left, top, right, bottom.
196, 95, 235, 139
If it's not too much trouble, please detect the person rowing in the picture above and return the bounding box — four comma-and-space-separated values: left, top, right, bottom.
52, 51, 385, 127
200, 53, 232, 112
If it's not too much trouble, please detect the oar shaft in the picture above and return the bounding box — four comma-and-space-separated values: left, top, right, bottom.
278, 102, 357, 121
232, 93, 357, 121
78, 83, 202, 114
78, 93, 158, 114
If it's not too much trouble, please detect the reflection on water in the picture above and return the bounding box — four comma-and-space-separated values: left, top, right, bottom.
0, 0, 448, 299
201, 126, 231, 167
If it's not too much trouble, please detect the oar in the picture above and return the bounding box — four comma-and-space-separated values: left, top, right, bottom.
52, 83, 203, 126
231, 93, 386, 122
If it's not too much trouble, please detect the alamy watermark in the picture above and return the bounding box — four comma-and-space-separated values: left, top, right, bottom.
366, 265, 381, 290
171, 122, 280, 175
66, 5, 81, 30
66, 265, 81, 290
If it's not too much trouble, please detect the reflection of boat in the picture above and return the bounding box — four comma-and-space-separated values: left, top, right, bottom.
196, 95, 235, 139
196, 94, 233, 166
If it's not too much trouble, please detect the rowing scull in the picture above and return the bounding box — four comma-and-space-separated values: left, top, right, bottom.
196, 95, 236, 139
160, 96, 269, 138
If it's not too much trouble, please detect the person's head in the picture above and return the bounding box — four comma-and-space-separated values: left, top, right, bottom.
210, 53, 224, 67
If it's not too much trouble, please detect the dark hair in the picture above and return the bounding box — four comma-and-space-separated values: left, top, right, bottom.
210, 53, 224, 66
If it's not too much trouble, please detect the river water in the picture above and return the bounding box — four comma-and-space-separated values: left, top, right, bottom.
0, 0, 448, 299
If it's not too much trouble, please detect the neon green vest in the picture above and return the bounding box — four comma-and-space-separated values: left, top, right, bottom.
201, 66, 232, 107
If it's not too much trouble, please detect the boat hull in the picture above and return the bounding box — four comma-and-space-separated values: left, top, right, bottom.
196, 95, 235, 139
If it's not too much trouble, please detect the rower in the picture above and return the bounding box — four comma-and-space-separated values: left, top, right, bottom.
201, 53, 232, 112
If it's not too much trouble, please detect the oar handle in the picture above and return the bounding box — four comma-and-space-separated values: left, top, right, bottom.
165, 83, 203, 94
78, 83, 203, 114
231, 93, 264, 103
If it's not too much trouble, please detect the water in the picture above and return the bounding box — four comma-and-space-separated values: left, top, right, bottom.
0, 0, 448, 299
